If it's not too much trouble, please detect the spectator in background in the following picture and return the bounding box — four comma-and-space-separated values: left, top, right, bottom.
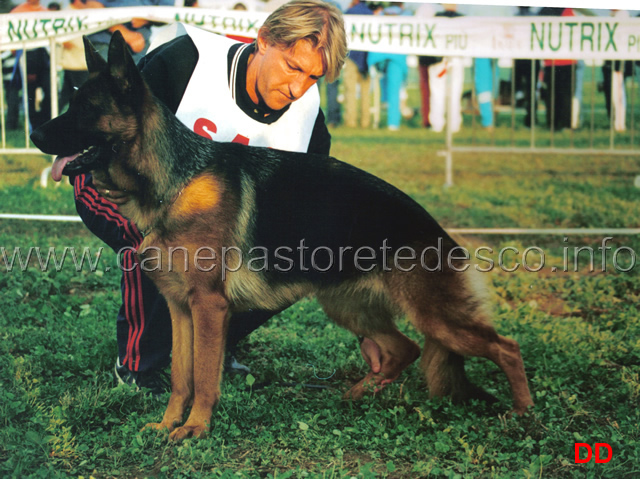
414, 2, 435, 128
343, 0, 372, 129
367, 2, 409, 131
427, 4, 463, 133
321, 0, 343, 128
539, 7, 576, 131
87, 0, 174, 64
474, 58, 497, 130
568, 8, 591, 129
2, 50, 19, 130
59, 0, 104, 111
513, 6, 539, 128
602, 9, 632, 132
468, 4, 512, 130
10, 0, 51, 130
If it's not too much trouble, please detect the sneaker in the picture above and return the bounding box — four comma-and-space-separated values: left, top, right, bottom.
114, 359, 171, 396
224, 355, 251, 375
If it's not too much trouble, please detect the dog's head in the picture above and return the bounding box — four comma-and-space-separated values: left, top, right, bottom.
31, 31, 148, 181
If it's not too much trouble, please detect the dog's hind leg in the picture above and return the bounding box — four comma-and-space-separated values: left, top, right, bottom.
344, 327, 421, 400
392, 269, 533, 414
169, 291, 229, 441
421, 336, 497, 405
317, 285, 420, 399
144, 300, 193, 434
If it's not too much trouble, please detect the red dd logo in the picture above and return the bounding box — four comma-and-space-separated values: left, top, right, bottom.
574, 443, 613, 464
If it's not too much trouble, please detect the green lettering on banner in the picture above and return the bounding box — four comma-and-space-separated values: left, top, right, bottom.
350, 22, 365, 43
246, 18, 259, 34
52, 18, 65, 34
8, 20, 22, 41
581, 22, 594, 52
565, 22, 577, 50
531, 22, 544, 51
222, 16, 237, 32
368, 22, 381, 45
598, 23, 602, 50
384, 22, 394, 44
423, 23, 435, 48
40, 18, 51, 35
399, 23, 413, 46
548, 22, 562, 52
605, 23, 618, 51
8, 19, 37, 41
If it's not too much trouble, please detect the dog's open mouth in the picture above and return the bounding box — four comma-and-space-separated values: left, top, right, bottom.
51, 146, 100, 181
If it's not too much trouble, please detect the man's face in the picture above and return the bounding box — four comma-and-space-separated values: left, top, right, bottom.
254, 36, 325, 111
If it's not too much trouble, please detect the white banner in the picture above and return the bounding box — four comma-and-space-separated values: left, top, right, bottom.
2, 7, 640, 60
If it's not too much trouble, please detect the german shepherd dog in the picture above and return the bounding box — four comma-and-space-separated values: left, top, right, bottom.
31, 32, 533, 441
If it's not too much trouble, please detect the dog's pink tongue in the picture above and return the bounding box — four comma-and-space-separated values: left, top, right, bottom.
51, 154, 79, 182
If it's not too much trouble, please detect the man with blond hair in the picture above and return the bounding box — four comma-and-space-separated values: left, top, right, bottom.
68, 0, 382, 394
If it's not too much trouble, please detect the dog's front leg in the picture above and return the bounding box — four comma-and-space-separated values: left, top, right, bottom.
169, 291, 229, 441
144, 300, 194, 433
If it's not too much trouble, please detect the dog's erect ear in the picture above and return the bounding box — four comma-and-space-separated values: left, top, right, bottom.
107, 30, 145, 100
83, 36, 107, 74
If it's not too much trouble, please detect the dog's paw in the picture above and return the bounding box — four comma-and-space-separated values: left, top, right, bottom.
512, 401, 535, 417
343, 374, 392, 400
142, 420, 177, 434
168, 424, 209, 441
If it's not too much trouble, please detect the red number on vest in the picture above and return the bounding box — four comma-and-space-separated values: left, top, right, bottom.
194, 118, 216, 139
194, 118, 250, 146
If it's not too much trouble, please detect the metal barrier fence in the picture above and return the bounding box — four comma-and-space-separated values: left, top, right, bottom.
442, 58, 640, 187
1, 37, 60, 157
2, 37, 60, 192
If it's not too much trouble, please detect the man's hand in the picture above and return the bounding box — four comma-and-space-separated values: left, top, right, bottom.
360, 337, 382, 374
93, 175, 130, 205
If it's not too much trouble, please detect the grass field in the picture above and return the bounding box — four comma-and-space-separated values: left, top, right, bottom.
1, 99, 640, 478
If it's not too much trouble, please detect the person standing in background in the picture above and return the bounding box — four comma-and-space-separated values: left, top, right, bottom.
467, 4, 513, 130
87, 0, 174, 64
321, 0, 343, 128
414, 2, 435, 129
602, 9, 631, 132
513, 6, 539, 128
367, 2, 409, 131
10, 0, 51, 130
539, 6, 576, 131
427, 4, 463, 133
59, 0, 104, 111
343, 0, 372, 129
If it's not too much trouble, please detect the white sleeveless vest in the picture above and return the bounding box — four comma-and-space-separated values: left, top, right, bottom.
156, 24, 320, 153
